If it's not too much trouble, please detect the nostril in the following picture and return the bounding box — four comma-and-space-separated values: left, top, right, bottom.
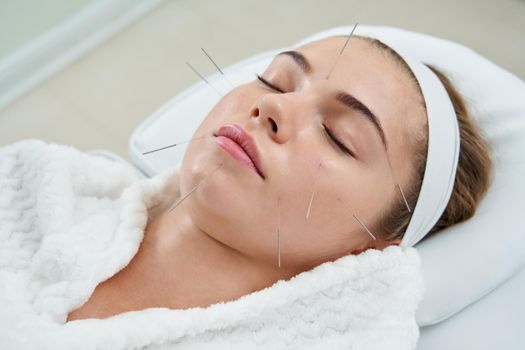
252, 107, 260, 117
269, 118, 278, 132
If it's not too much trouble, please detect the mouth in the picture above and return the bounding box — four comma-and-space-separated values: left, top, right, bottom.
213, 124, 265, 179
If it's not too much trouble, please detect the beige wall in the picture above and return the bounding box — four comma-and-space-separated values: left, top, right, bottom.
0, 0, 96, 59
0, 0, 523, 160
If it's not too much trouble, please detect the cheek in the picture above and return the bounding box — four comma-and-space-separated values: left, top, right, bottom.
285, 173, 360, 252
181, 85, 257, 183
177, 93, 278, 262
276, 163, 393, 267
179, 161, 281, 266
178, 83, 394, 269
202, 85, 254, 122
179, 84, 255, 142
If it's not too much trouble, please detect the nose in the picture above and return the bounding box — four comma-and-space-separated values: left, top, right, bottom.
250, 92, 310, 144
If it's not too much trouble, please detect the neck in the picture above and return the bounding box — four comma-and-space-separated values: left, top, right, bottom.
129, 202, 297, 310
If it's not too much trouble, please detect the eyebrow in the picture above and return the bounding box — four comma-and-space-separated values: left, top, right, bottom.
277, 50, 388, 149
278, 51, 312, 73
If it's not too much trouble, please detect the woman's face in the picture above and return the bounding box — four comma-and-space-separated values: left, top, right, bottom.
180, 36, 426, 272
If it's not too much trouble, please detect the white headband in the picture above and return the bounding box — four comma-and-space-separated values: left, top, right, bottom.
297, 29, 460, 247
361, 35, 461, 247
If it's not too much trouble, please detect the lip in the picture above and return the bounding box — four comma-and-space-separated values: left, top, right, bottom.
213, 124, 265, 179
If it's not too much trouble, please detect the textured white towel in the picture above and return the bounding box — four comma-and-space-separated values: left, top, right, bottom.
0, 140, 424, 350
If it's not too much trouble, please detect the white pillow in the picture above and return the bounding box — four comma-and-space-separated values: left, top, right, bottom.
129, 25, 525, 327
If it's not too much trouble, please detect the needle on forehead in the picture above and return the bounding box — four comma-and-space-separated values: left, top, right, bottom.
325, 22, 359, 80
186, 61, 223, 97
142, 136, 211, 155
306, 161, 323, 220
201, 47, 234, 88
168, 161, 223, 212
352, 213, 377, 240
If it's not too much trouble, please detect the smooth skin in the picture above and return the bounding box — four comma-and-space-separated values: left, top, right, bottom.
67, 36, 426, 321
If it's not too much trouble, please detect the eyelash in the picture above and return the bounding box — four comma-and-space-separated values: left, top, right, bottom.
256, 74, 355, 158
256, 74, 285, 93
323, 125, 355, 157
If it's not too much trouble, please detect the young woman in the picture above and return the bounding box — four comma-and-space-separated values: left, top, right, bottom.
65, 35, 492, 321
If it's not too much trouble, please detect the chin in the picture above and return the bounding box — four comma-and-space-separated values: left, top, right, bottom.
180, 152, 228, 212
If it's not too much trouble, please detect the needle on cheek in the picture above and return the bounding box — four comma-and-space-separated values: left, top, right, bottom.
277, 196, 281, 268
352, 213, 377, 241
386, 155, 411, 213
168, 161, 224, 213
306, 161, 323, 220
397, 183, 411, 213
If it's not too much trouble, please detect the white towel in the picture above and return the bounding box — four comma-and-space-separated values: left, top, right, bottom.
0, 140, 424, 350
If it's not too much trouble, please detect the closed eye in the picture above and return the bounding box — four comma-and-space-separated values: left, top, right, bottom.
256, 74, 355, 158
323, 125, 355, 158
256, 74, 285, 93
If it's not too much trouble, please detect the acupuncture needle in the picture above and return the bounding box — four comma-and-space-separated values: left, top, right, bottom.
277, 196, 281, 268
305, 161, 323, 220
326, 22, 359, 80
168, 161, 223, 212
201, 47, 234, 88
142, 136, 212, 155
385, 154, 411, 212
352, 213, 377, 240
186, 61, 223, 97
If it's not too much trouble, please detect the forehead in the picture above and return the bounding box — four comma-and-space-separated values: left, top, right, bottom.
294, 36, 425, 148
295, 36, 420, 112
